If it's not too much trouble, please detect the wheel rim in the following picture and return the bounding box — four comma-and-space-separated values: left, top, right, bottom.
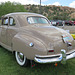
18, 52, 25, 62
15, 51, 26, 66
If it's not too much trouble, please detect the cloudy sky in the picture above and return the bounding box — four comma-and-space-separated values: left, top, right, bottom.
0, 0, 75, 8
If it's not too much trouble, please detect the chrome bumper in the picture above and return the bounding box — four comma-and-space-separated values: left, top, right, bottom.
34, 49, 75, 64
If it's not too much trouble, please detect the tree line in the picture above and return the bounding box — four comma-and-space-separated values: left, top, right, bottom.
0, 1, 75, 21
0, 1, 27, 17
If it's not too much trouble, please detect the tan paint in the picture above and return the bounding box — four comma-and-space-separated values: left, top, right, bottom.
0, 12, 74, 60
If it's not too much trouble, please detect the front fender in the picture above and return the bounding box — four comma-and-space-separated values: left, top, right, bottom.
12, 34, 47, 60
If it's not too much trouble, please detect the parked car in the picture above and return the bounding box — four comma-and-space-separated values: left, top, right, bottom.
0, 12, 75, 67
73, 21, 75, 25
50, 20, 63, 26
65, 20, 73, 26
56, 20, 63, 26
50, 20, 57, 26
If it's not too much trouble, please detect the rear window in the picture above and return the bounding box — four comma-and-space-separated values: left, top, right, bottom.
27, 17, 49, 24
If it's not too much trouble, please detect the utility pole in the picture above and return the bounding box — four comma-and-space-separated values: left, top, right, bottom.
39, 0, 41, 14
40, 0, 41, 6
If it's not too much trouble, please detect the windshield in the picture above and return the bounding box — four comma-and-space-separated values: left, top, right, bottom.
27, 17, 49, 24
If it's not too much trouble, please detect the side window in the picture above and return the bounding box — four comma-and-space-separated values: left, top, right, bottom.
9, 17, 16, 26
2, 18, 8, 25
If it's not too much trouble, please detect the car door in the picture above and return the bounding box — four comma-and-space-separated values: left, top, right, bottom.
6, 17, 18, 50
0, 17, 8, 45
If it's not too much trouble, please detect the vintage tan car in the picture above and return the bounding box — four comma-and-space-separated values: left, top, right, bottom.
0, 12, 75, 67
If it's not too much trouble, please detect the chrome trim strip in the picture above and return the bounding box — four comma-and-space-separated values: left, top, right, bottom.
35, 49, 75, 58
34, 49, 75, 64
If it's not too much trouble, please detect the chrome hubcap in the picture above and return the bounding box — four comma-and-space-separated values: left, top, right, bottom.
17, 52, 24, 62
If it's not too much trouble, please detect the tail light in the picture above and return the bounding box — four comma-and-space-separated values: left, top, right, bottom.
68, 42, 72, 46
57, 22, 59, 24
48, 50, 54, 52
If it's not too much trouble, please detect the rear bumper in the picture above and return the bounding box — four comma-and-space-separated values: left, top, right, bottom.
34, 49, 75, 64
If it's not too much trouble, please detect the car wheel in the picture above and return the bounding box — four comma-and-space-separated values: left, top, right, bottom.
15, 51, 28, 67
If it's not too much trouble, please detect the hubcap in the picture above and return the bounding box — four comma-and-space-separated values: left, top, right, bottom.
17, 52, 25, 62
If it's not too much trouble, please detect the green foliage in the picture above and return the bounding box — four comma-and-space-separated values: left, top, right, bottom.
71, 18, 75, 21
0, 2, 75, 21
30, 4, 39, 13
0, 1, 27, 17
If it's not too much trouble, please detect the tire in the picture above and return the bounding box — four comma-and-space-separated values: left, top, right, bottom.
15, 51, 28, 67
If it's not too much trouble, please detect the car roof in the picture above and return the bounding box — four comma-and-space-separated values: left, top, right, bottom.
4, 12, 45, 17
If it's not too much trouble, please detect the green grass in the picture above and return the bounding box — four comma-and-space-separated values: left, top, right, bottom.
0, 47, 75, 75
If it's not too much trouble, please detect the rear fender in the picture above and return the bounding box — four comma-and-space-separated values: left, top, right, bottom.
12, 34, 47, 60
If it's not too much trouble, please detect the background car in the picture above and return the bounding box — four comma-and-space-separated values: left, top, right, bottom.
73, 21, 75, 25
50, 20, 63, 26
50, 20, 57, 26
65, 20, 73, 26
56, 20, 63, 26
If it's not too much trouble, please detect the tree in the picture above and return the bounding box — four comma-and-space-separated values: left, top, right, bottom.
71, 18, 75, 21
0, 1, 27, 17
